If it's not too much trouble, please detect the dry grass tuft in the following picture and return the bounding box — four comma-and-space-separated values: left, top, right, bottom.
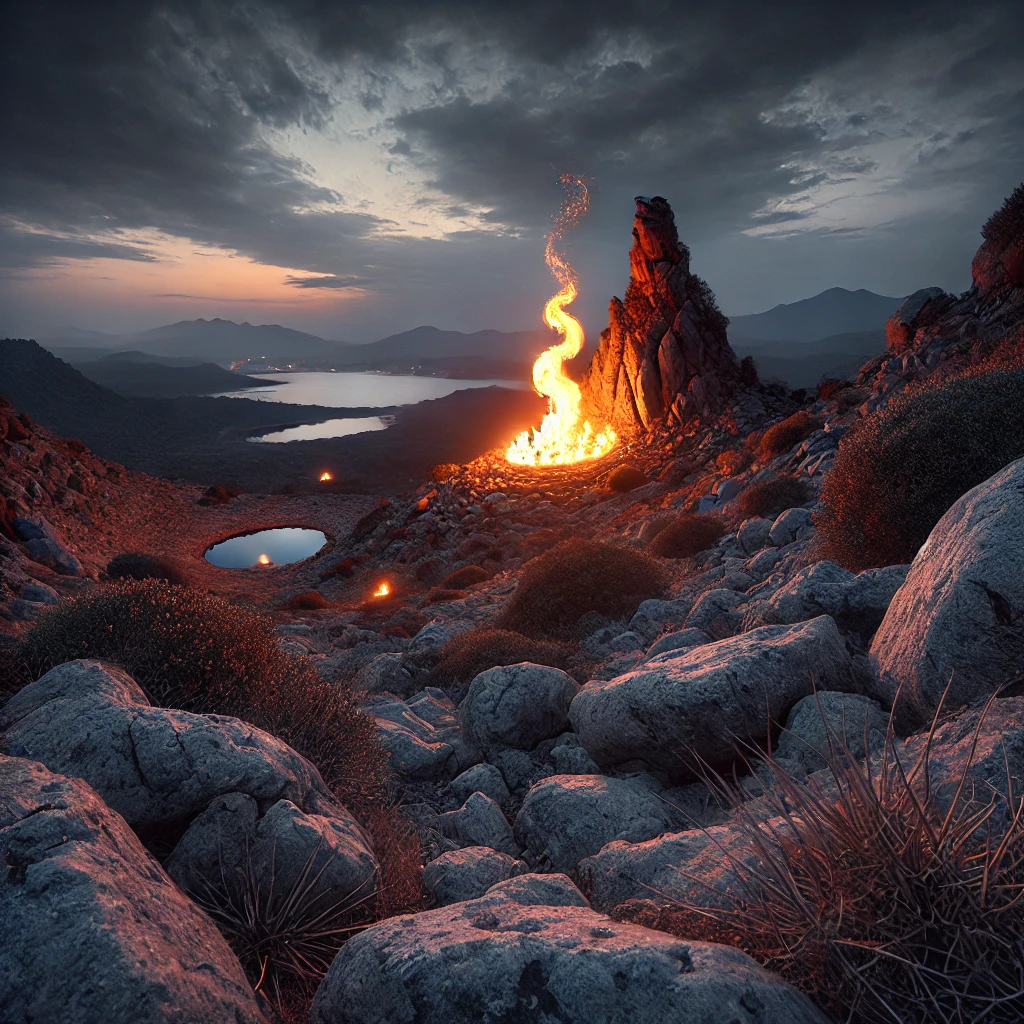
629, 696, 1024, 1023
495, 539, 670, 640
286, 590, 331, 611
759, 410, 819, 460
648, 515, 725, 559
430, 627, 571, 688
736, 475, 812, 519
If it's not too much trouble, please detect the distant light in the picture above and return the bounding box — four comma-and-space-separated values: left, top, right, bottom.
319, 471, 332, 482
373, 581, 390, 598
258, 554, 272, 565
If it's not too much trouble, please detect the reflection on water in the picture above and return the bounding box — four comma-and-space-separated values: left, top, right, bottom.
248, 417, 389, 443
211, 371, 528, 408
204, 527, 327, 568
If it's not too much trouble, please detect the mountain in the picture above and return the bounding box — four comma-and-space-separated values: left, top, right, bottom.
732, 330, 887, 388
729, 288, 904, 343
73, 356, 279, 398
334, 326, 553, 368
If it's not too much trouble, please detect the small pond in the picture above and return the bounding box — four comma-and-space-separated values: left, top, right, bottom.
204, 527, 328, 568
247, 416, 390, 444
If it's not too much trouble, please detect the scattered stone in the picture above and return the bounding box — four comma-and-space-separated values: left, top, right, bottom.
736, 516, 773, 555
435, 791, 519, 856
485, 871, 589, 908
451, 763, 511, 806
768, 507, 814, 547
646, 627, 709, 659
684, 588, 745, 638
423, 847, 524, 906
628, 598, 694, 642
775, 692, 890, 773
11, 516, 83, 575
352, 652, 417, 695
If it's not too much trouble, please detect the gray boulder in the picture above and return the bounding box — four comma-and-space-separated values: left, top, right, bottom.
12, 517, 83, 576
684, 588, 745, 638
352, 652, 417, 695
570, 617, 857, 773
0, 660, 343, 828
872, 457, 1024, 725
486, 871, 589, 907
451, 762, 510, 805
423, 846, 523, 906
768, 507, 813, 547
646, 627, 709, 659
514, 774, 680, 873
628, 598, 693, 642
435, 791, 519, 856
309, 885, 829, 1024
0, 755, 265, 1024
460, 662, 578, 755
737, 517, 773, 555
775, 692, 889, 773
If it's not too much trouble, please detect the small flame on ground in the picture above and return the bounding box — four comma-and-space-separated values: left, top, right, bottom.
506, 174, 617, 467
257, 554, 272, 565
319, 471, 332, 482
373, 581, 390, 598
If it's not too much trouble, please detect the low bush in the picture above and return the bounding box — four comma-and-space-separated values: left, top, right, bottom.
198, 484, 241, 506
736, 475, 811, 519
10, 580, 388, 819
440, 564, 490, 589
982, 181, 1024, 250
818, 366, 1024, 569
428, 463, 461, 484
420, 587, 466, 606
622, 701, 1024, 1024
605, 465, 649, 492
106, 552, 188, 586
431, 627, 571, 688
495, 539, 670, 640
714, 449, 750, 476
758, 410, 818, 460
816, 377, 849, 401
648, 515, 725, 559
286, 590, 330, 611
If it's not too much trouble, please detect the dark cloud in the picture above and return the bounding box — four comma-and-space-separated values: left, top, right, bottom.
1, 0, 1022, 339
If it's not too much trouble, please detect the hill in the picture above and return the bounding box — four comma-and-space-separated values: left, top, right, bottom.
729, 288, 903, 343
731, 330, 887, 388
334, 325, 552, 369
73, 356, 280, 398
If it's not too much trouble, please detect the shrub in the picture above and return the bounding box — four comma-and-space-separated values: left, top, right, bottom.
10, 580, 388, 820
818, 367, 1024, 569
198, 484, 241, 506
982, 181, 1024, 250
429, 463, 461, 484
736, 475, 811, 519
605, 465, 649, 493
431, 628, 571, 688
106, 552, 188, 586
816, 377, 849, 401
495, 539, 670, 640
758, 410, 818, 460
440, 564, 490, 589
624, 700, 1024, 1024
420, 587, 466, 606
286, 590, 330, 611
648, 515, 725, 559
714, 449, 750, 476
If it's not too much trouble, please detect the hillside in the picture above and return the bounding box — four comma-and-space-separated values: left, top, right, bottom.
731, 329, 887, 388
729, 287, 904, 342
74, 357, 280, 398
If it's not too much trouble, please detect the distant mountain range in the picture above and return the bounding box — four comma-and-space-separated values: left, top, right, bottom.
35, 286, 909, 390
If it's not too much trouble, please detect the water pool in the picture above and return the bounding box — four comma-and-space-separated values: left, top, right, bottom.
204, 527, 328, 568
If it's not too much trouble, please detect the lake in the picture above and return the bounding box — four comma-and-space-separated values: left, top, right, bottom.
205, 527, 328, 568
214, 371, 529, 408
248, 416, 391, 443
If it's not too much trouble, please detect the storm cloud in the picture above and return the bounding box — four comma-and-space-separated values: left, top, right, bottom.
1, 0, 1022, 339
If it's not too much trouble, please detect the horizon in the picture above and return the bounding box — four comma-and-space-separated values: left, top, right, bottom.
3, 1, 1021, 344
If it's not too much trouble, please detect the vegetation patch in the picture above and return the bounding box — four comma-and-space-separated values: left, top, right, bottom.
736, 475, 811, 520
440, 564, 491, 589
106, 552, 188, 586
286, 590, 330, 611
758, 410, 819, 460
648, 515, 725, 559
496, 539, 669, 640
818, 366, 1024, 569
431, 627, 571, 688
605, 465, 649, 493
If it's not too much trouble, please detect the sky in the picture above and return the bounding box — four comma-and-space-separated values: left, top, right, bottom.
1, 0, 1022, 344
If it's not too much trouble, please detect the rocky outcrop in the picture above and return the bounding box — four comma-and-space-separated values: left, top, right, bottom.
309, 881, 829, 1024
0, 755, 266, 1024
871, 457, 1024, 727
579, 196, 749, 435
422, 846, 525, 905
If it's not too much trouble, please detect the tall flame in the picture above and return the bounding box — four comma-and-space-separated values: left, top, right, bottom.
506, 175, 616, 466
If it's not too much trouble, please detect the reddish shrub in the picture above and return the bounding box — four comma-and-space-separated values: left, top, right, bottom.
440, 564, 490, 589
198, 484, 241, 506
816, 378, 849, 401
421, 588, 467, 606
605, 465, 649, 493
648, 515, 725, 559
5, 414, 30, 442
106, 552, 188, 586
819, 366, 1024, 569
431, 627, 571, 688
736, 475, 811, 519
496, 539, 670, 640
715, 449, 750, 476
758, 410, 818, 460
286, 590, 330, 611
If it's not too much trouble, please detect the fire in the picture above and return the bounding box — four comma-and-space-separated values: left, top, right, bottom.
319, 471, 332, 482
257, 554, 272, 565
506, 174, 617, 466
373, 581, 390, 598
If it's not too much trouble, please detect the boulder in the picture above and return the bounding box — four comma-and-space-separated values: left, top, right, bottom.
423, 846, 523, 906
548, 734, 602, 775
684, 588, 745, 638
11, 517, 83, 576
646, 627, 709, 659
309, 884, 828, 1024
0, 755, 265, 1024
0, 660, 342, 828
352, 652, 417, 695
570, 617, 857, 773
514, 775, 680, 873
768, 507, 813, 547
629, 598, 694, 641
485, 871, 589, 907
375, 716, 456, 780
871, 458, 1024, 726
435, 791, 518, 856
460, 662, 578, 756
775, 692, 889, 773
736, 517, 773, 555
451, 762, 510, 806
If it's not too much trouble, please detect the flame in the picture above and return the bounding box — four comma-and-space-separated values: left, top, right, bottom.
257, 554, 272, 565
319, 471, 332, 482
373, 581, 390, 598
506, 174, 617, 466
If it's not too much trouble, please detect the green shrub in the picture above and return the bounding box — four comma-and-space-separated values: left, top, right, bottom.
736, 475, 812, 519
431, 628, 571, 688
818, 367, 1024, 569
440, 564, 490, 589
620, 702, 1024, 1024
648, 515, 724, 559
496, 539, 670, 640
10, 580, 387, 820
758, 410, 818, 460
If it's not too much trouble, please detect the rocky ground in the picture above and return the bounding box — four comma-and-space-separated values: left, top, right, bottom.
2, 188, 1023, 1023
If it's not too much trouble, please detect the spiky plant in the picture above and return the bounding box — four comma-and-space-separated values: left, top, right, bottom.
628, 694, 1024, 1023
